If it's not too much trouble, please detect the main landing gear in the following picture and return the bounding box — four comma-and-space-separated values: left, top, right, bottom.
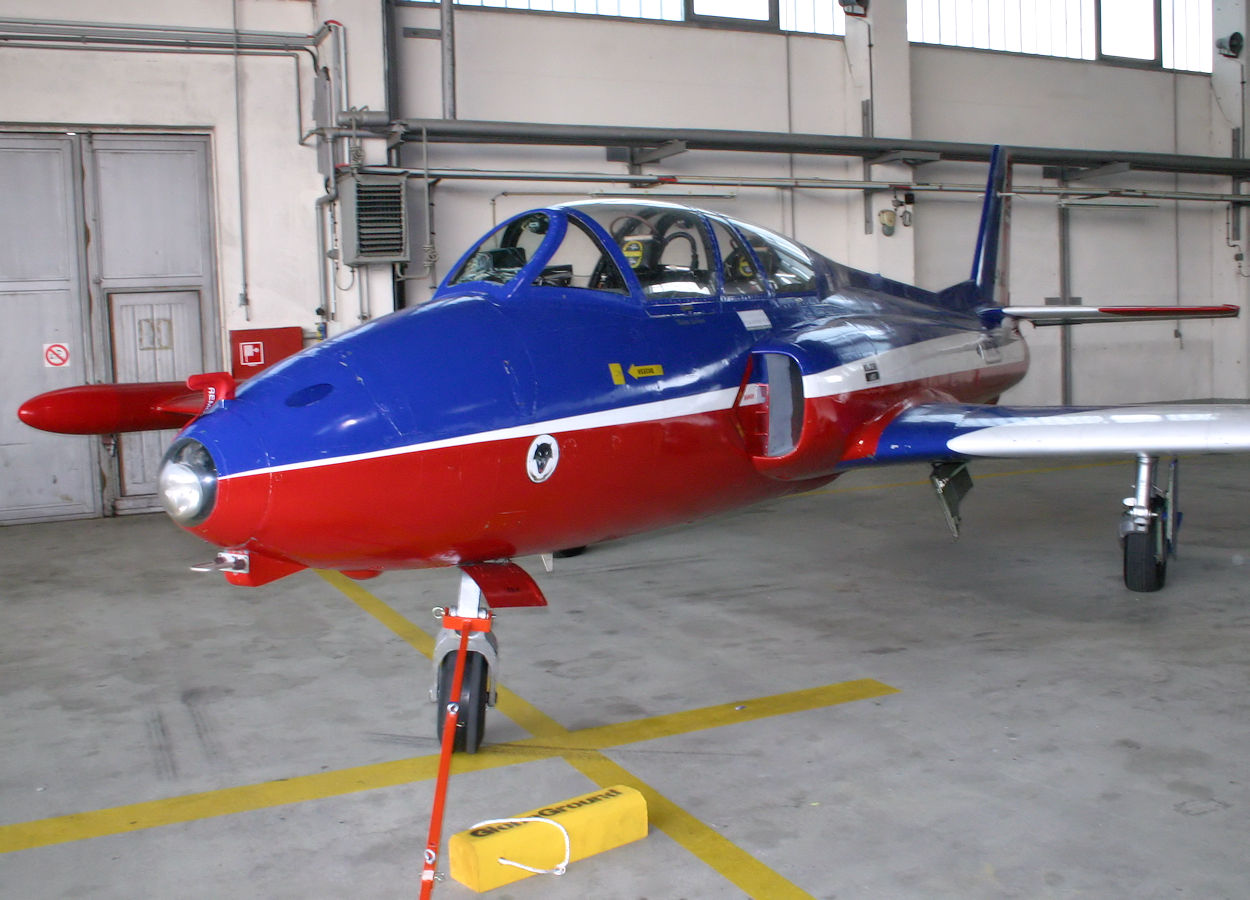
1120, 454, 1179, 593
430, 563, 547, 753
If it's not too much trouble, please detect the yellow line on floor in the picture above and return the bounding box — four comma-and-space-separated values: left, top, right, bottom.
2, 572, 896, 899
322, 572, 888, 899
0, 678, 893, 857
323, 570, 436, 657
550, 679, 897, 752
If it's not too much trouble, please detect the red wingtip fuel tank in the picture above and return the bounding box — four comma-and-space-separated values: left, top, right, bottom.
17, 373, 236, 436
17, 382, 199, 435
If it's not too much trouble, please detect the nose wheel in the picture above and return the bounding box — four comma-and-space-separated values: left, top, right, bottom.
435, 650, 489, 754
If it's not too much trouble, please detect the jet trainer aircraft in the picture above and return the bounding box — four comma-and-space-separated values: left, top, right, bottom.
19, 149, 1250, 752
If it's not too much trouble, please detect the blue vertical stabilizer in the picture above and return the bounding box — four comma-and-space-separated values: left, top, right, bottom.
938, 145, 1010, 314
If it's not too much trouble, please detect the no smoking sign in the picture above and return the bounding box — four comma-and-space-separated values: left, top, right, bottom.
43, 343, 71, 368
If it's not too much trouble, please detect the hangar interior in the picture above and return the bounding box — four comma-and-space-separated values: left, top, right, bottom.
2, 1, 1250, 898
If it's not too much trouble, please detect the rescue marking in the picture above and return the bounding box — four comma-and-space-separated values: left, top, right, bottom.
609, 362, 664, 385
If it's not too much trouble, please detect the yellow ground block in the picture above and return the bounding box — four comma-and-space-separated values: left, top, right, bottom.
449, 784, 648, 892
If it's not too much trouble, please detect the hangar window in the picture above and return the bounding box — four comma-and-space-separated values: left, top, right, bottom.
419, 0, 847, 35
410, 0, 1208, 60
906, 0, 1212, 73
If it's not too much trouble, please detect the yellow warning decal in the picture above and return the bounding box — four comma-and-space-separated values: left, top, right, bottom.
609, 362, 664, 385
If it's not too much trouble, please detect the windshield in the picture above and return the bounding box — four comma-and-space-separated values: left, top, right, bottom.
449, 212, 550, 286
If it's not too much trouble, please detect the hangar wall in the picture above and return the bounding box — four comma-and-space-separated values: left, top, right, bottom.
3, 0, 1249, 522
392, 7, 879, 286
1, 1, 322, 337
394, 3, 1250, 405
911, 44, 1243, 404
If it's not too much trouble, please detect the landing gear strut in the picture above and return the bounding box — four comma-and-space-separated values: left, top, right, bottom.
1120, 454, 1179, 593
431, 573, 498, 754
430, 562, 548, 753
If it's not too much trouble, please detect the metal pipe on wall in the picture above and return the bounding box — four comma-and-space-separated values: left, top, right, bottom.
440, 0, 456, 118
396, 118, 1250, 179
231, 0, 251, 322
1057, 178, 1074, 405
364, 163, 1250, 205
0, 16, 322, 50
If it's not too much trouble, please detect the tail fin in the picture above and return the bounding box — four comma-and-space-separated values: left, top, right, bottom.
938, 145, 1011, 313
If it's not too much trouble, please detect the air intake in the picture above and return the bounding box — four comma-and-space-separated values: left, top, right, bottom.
337, 172, 409, 266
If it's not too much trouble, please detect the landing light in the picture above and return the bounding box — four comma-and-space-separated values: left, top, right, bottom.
158, 439, 218, 525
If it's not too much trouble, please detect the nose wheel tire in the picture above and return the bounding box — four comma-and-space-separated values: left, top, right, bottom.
436, 651, 489, 754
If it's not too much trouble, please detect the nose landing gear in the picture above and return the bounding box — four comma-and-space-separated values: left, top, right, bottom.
430, 562, 547, 753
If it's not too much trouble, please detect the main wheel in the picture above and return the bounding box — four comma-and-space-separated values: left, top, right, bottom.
436, 651, 489, 754
1123, 508, 1167, 593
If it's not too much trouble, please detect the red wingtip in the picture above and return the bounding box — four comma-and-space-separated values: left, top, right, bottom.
18, 382, 199, 435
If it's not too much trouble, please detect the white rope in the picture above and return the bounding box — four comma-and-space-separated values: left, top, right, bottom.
468, 817, 571, 876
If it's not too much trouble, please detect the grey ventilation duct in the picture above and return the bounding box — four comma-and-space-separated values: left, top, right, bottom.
337, 171, 409, 266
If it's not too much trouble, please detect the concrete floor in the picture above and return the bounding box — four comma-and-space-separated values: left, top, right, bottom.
1, 456, 1249, 899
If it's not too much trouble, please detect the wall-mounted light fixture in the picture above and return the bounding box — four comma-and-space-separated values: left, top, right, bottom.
1216, 32, 1243, 59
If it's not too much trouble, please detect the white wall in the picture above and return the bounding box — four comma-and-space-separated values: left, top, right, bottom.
394, 7, 909, 297
4, 1, 1246, 403
0, 0, 391, 360
912, 43, 1245, 403
390, 6, 1249, 404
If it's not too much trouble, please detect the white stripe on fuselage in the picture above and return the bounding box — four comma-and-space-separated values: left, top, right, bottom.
803, 329, 1025, 399
222, 387, 743, 479
224, 329, 1018, 479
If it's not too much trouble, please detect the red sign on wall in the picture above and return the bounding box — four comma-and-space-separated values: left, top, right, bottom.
229, 327, 305, 380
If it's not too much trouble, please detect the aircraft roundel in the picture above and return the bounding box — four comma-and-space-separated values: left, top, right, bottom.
526, 434, 560, 483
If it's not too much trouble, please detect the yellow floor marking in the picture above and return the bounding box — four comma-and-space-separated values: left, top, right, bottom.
322, 570, 436, 656
2, 574, 896, 898
548, 679, 896, 752
0, 678, 893, 857
562, 754, 817, 900
321, 574, 886, 899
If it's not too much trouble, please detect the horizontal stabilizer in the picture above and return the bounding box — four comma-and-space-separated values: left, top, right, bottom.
843, 402, 1250, 466
996, 304, 1238, 326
